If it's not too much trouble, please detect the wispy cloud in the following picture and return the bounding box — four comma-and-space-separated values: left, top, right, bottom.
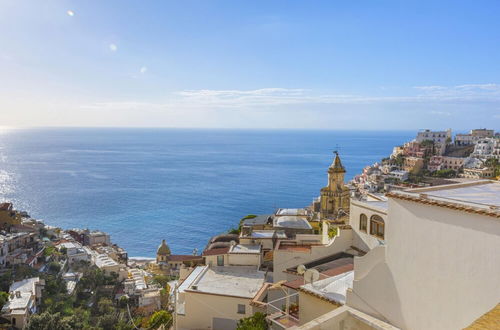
80, 83, 500, 111
109, 44, 118, 52
429, 110, 452, 116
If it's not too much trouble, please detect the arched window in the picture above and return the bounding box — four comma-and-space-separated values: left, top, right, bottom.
359, 214, 367, 232
370, 215, 385, 239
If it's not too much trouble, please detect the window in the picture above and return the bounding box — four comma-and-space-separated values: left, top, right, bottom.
237, 304, 246, 314
370, 215, 385, 239
217, 255, 224, 266
359, 214, 367, 232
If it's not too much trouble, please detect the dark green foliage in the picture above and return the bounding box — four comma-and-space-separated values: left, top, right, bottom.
432, 169, 457, 178
237, 312, 269, 330
0, 291, 9, 310
48, 261, 61, 274
147, 310, 172, 329
25, 312, 73, 330
152, 274, 172, 289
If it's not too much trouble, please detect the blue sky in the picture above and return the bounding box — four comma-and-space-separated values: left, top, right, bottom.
0, 1, 499, 129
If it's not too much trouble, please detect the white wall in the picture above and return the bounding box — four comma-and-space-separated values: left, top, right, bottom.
348, 198, 500, 330
350, 201, 386, 252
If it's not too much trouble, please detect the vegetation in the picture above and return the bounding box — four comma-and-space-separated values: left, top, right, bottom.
0, 291, 9, 310
432, 169, 457, 178
328, 226, 338, 239
151, 274, 173, 289
236, 312, 269, 330
392, 154, 405, 167
484, 158, 500, 177
147, 310, 172, 329
228, 214, 258, 235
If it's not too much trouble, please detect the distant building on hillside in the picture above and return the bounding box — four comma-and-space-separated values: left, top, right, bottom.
415, 129, 452, 144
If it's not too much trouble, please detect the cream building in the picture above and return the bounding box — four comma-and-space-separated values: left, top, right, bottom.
176, 265, 265, 330
346, 180, 500, 330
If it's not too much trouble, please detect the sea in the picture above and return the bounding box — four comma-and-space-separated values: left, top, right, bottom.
0, 128, 414, 257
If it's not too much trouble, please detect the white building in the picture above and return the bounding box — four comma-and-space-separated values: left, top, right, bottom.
57, 241, 91, 264
1, 277, 45, 329
177, 265, 266, 330
387, 170, 409, 181
471, 138, 497, 158
346, 180, 500, 330
415, 129, 451, 144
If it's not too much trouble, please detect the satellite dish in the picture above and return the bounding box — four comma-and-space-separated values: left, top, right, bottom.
304, 269, 320, 285
230, 240, 237, 246
296, 265, 306, 275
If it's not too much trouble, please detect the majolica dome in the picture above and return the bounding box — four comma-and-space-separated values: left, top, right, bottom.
157, 239, 171, 256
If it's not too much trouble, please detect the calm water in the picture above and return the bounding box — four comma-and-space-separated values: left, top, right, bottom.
0, 128, 413, 257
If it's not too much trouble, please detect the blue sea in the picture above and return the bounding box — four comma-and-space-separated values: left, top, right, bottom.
0, 128, 413, 257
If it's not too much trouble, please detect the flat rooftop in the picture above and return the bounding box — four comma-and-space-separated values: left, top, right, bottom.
186, 266, 265, 299
242, 214, 272, 226
229, 244, 261, 254
390, 180, 500, 216
248, 230, 287, 239
273, 216, 312, 230
276, 208, 308, 216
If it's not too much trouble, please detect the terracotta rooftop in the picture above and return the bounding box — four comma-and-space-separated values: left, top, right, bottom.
0, 202, 12, 211
167, 255, 203, 262
465, 303, 500, 329
278, 244, 311, 252
202, 247, 230, 256
283, 255, 354, 290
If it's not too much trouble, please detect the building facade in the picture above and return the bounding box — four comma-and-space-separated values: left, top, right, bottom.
319, 152, 350, 220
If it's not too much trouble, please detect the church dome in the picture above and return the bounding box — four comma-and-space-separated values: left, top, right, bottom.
157, 239, 171, 256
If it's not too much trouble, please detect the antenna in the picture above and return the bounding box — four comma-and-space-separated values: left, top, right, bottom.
304, 269, 320, 286
296, 265, 306, 275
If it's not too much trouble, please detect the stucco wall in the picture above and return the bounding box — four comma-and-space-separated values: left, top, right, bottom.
179, 292, 252, 329
350, 201, 386, 252
228, 253, 260, 266
299, 292, 338, 325
204, 254, 229, 267
348, 198, 500, 330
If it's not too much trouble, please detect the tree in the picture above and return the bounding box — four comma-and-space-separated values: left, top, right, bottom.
237, 312, 269, 330
97, 297, 114, 315
25, 312, 73, 330
48, 261, 61, 274
0, 291, 9, 310
147, 310, 172, 329
432, 169, 456, 178
152, 275, 171, 289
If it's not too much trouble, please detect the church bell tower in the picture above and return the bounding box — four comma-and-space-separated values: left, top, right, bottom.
320, 151, 350, 219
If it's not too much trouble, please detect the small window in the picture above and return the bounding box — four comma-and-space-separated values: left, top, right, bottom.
359, 214, 367, 232
370, 215, 385, 239
217, 255, 224, 266
237, 304, 246, 314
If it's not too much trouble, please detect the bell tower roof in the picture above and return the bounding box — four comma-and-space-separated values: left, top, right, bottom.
329, 151, 346, 173
157, 239, 171, 256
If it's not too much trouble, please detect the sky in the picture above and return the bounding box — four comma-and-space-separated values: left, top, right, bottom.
0, 0, 499, 130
